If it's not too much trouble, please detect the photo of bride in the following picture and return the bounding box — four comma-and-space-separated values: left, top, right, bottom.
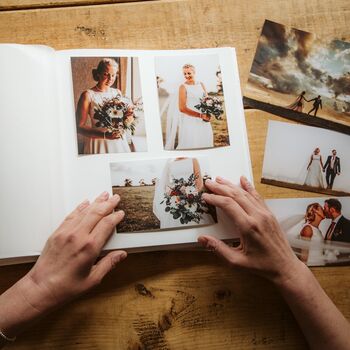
262, 121, 350, 196
267, 197, 350, 266
71, 56, 147, 155
110, 157, 217, 233
155, 54, 230, 150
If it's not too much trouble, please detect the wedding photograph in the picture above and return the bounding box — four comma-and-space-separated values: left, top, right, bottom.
267, 197, 350, 266
71, 56, 147, 155
110, 157, 217, 233
262, 120, 350, 196
155, 54, 230, 150
244, 20, 350, 135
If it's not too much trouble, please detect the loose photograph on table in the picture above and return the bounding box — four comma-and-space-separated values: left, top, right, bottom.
71, 56, 147, 155
155, 54, 230, 150
267, 197, 350, 266
110, 157, 217, 233
244, 20, 350, 135
262, 120, 350, 196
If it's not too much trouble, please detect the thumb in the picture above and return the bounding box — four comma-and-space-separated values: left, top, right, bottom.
90, 250, 127, 285
198, 235, 242, 266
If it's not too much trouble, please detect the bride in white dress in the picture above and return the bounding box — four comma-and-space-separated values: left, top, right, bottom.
299, 203, 325, 266
304, 148, 326, 188
76, 58, 131, 155
164, 64, 214, 150
152, 157, 216, 229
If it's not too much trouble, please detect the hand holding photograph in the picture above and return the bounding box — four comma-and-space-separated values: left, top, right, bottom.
245, 20, 350, 135
155, 54, 230, 150
110, 157, 217, 233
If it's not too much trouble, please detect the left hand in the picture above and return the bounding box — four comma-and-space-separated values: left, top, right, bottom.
201, 114, 211, 122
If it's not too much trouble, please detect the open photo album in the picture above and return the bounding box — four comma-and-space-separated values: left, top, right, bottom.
0, 45, 252, 265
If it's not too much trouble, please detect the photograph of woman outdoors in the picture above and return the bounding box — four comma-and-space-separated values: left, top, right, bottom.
156, 55, 230, 150
71, 57, 146, 155
110, 157, 216, 233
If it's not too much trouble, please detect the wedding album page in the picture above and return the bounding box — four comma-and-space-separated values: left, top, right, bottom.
0, 44, 66, 264
55, 47, 252, 252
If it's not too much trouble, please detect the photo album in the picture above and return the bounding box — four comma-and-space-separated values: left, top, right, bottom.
0, 45, 252, 265
1, 19, 349, 267
246, 20, 350, 266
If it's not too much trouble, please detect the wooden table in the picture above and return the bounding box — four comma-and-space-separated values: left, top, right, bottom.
1, 1, 350, 348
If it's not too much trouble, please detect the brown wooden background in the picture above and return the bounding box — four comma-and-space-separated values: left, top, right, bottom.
1, 0, 350, 348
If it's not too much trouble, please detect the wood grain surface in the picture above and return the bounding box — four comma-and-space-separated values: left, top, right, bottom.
1, 0, 350, 349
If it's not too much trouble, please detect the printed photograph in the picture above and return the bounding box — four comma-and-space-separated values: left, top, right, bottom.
71, 56, 146, 155
110, 157, 217, 233
155, 54, 230, 150
244, 20, 350, 135
262, 121, 350, 196
267, 197, 350, 266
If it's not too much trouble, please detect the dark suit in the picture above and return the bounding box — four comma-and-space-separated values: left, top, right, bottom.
326, 215, 350, 243
323, 155, 340, 189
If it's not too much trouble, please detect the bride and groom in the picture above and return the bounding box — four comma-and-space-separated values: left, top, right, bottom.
304, 148, 341, 190
288, 198, 350, 265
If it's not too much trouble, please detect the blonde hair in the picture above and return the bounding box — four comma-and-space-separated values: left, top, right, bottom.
92, 58, 118, 82
305, 203, 320, 223
182, 63, 196, 72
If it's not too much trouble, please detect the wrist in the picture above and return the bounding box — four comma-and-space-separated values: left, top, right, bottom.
0, 275, 55, 338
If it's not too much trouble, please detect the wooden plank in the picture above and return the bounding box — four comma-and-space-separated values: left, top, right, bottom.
0, 0, 151, 11
0, 0, 349, 349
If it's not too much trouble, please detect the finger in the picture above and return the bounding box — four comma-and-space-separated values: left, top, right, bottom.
198, 235, 244, 266
202, 192, 248, 228
56, 199, 90, 231
91, 210, 125, 250
89, 250, 127, 286
79, 194, 121, 233
239, 176, 267, 208
205, 179, 256, 214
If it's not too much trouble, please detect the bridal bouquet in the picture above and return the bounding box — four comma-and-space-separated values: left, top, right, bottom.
93, 96, 137, 138
194, 96, 224, 120
161, 174, 210, 224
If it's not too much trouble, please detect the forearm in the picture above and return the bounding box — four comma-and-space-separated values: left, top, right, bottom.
78, 125, 106, 139
180, 106, 201, 118
275, 263, 350, 350
0, 275, 53, 343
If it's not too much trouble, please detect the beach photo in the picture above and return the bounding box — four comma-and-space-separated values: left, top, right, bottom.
110, 157, 217, 233
71, 56, 146, 155
155, 54, 230, 150
244, 20, 350, 135
267, 197, 350, 266
262, 121, 350, 196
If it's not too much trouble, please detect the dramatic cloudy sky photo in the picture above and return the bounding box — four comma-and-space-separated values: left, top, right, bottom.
250, 20, 350, 104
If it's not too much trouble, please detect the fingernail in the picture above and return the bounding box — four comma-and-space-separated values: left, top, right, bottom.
120, 252, 127, 261
78, 199, 89, 210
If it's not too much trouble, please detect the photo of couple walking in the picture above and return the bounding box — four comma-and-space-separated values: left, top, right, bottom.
287, 91, 322, 116
262, 121, 350, 196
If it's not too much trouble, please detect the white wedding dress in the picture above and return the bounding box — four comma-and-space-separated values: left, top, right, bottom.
153, 158, 215, 229
304, 154, 325, 188
300, 223, 325, 266
165, 83, 214, 150
82, 88, 131, 155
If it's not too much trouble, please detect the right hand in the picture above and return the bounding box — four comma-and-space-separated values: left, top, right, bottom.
201, 114, 211, 122
198, 177, 303, 286
104, 130, 121, 140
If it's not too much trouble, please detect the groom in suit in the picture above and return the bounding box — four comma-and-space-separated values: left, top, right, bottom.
323, 149, 341, 189
323, 199, 350, 243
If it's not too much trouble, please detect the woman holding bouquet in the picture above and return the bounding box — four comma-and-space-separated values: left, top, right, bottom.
165, 64, 214, 150
153, 157, 216, 229
76, 58, 132, 155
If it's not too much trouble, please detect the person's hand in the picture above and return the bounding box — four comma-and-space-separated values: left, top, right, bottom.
23, 192, 126, 312
201, 114, 211, 122
104, 130, 121, 140
198, 176, 303, 286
